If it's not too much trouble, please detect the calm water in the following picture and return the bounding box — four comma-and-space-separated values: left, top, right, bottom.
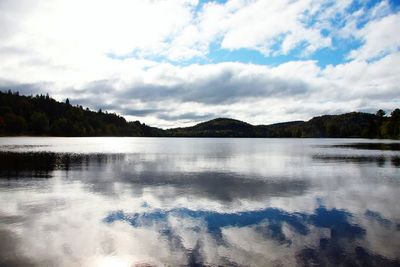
0, 137, 399, 267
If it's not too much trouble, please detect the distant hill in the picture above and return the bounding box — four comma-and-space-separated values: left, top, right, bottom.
167, 118, 256, 137
166, 112, 399, 139
259, 112, 383, 138
1, 90, 399, 139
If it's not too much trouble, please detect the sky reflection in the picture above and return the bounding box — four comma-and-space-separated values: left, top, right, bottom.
105, 204, 395, 266
0, 138, 399, 266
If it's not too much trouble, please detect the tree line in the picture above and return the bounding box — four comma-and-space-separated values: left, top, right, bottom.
259, 109, 400, 139
166, 111, 400, 139
0, 90, 161, 136
0, 90, 399, 139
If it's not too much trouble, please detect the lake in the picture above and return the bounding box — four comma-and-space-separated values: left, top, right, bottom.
0, 137, 399, 267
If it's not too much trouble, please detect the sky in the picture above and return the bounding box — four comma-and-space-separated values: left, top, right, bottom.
0, 0, 399, 128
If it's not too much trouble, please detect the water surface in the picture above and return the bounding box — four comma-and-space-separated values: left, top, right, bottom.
0, 137, 399, 266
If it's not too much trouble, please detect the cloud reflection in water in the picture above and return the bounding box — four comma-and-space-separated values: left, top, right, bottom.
0, 138, 399, 266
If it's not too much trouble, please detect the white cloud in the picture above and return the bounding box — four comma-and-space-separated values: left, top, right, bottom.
0, 0, 197, 70
348, 13, 400, 61
203, 0, 334, 56
0, 0, 348, 64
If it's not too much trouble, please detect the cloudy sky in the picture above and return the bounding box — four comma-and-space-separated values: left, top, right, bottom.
0, 0, 399, 128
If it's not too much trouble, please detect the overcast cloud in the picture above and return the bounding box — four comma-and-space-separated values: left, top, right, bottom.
0, 0, 399, 128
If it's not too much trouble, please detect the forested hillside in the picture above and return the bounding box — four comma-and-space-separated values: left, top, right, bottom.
166, 111, 400, 139
167, 118, 257, 137
258, 111, 399, 138
0, 91, 162, 136
1, 90, 399, 139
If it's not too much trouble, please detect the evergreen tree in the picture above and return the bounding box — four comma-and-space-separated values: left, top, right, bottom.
376, 109, 386, 117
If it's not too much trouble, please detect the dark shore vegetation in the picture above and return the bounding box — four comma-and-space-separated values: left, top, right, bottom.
0, 90, 162, 137
0, 90, 399, 138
